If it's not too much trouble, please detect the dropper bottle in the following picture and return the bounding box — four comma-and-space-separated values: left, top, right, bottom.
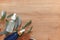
6, 13, 16, 32
4, 29, 25, 40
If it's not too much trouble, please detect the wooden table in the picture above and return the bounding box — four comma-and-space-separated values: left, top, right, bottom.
0, 0, 60, 40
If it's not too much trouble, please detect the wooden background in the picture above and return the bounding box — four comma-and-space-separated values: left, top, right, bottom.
0, 0, 60, 40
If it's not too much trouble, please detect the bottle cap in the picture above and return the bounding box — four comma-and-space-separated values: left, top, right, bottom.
11, 13, 16, 20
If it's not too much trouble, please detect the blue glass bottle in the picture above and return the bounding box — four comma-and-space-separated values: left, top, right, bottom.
4, 32, 19, 40
4, 29, 25, 40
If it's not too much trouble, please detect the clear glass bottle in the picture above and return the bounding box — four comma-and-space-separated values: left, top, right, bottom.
6, 13, 16, 32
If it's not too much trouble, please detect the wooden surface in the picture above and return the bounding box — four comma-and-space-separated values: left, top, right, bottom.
0, 0, 60, 40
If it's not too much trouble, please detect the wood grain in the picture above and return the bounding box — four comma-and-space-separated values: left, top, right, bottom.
0, 0, 60, 40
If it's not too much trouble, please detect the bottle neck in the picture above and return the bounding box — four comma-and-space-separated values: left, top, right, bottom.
17, 29, 25, 36
17, 31, 22, 36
